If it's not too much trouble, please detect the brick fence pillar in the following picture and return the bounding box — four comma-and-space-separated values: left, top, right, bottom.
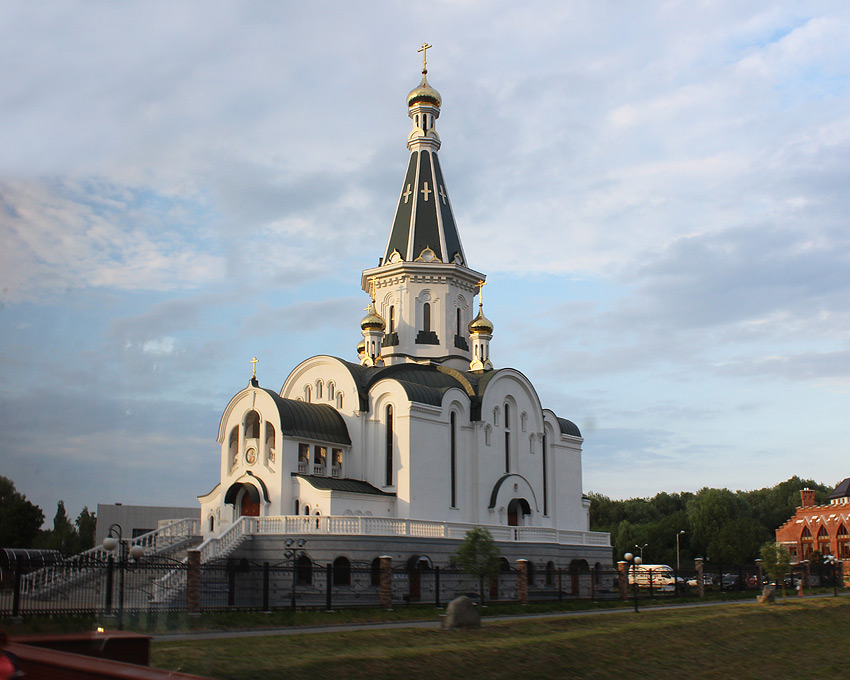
379, 555, 393, 609
695, 558, 704, 598
617, 561, 628, 599
186, 549, 201, 615
517, 560, 528, 604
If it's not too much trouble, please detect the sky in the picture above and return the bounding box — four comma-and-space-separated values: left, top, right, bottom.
1, 1, 849, 524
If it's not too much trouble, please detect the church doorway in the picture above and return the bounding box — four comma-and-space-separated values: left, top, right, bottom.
224, 482, 261, 519
569, 559, 589, 595
406, 555, 432, 602
507, 498, 531, 526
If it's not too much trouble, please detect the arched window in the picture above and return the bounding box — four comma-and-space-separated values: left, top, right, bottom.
304, 504, 311, 515
304, 385, 312, 403
316, 380, 323, 399
801, 526, 813, 559
208, 515, 215, 532
456, 307, 462, 336
837, 524, 849, 559
526, 561, 535, 586
245, 411, 260, 438
818, 525, 830, 554
328, 382, 335, 400
546, 561, 555, 586
450, 412, 457, 508
542, 432, 549, 516
333, 557, 351, 586
371, 557, 382, 586
265, 423, 276, 461
228, 427, 238, 468
423, 303, 431, 332
297, 554, 312, 586
337, 392, 344, 409
385, 405, 394, 486
389, 306, 395, 333
504, 403, 511, 473
294, 499, 300, 515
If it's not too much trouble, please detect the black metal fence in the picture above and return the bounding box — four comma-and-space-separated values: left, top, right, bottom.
1, 556, 837, 619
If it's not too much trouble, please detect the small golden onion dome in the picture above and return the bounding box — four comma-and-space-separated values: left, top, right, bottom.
468, 304, 493, 334
356, 339, 366, 355
361, 302, 386, 331
407, 74, 441, 108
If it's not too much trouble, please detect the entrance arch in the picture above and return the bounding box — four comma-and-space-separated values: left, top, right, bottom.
507, 498, 532, 526
224, 482, 261, 518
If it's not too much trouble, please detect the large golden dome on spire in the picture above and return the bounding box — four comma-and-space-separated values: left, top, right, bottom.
407, 73, 441, 108
468, 304, 494, 335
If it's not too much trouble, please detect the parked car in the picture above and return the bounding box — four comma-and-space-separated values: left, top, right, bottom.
721, 573, 740, 587
627, 564, 685, 592
686, 574, 715, 587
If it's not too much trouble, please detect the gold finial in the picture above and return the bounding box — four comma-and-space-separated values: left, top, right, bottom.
250, 356, 259, 379
418, 42, 432, 73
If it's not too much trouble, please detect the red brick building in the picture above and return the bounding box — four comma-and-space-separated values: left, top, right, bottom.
776, 479, 850, 581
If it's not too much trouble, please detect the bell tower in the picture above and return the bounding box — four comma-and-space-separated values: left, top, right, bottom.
360, 44, 487, 371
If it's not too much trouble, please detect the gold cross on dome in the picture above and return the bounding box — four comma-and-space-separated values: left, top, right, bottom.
250, 356, 259, 378
418, 43, 432, 72
477, 279, 486, 304
421, 182, 431, 201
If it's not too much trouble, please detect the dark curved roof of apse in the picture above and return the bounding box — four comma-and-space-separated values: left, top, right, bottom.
261, 388, 351, 445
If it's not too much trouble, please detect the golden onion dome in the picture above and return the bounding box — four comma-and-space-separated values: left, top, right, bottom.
361, 302, 386, 331
468, 304, 494, 334
356, 338, 366, 355
407, 73, 441, 108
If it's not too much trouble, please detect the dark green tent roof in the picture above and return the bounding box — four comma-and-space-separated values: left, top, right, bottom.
293, 474, 395, 497
262, 389, 351, 445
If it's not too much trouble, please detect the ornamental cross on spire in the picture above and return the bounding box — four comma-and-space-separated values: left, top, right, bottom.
250, 356, 259, 379
477, 279, 486, 305
418, 42, 432, 73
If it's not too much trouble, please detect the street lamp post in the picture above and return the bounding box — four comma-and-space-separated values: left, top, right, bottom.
676, 531, 685, 572
102, 523, 145, 630
624, 552, 642, 613
824, 554, 838, 597
634, 544, 648, 561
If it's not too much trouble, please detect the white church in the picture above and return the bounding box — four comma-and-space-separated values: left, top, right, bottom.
197, 50, 611, 584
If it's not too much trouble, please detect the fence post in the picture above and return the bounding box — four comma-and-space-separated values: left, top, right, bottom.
558, 567, 563, 601
105, 554, 115, 615
326, 563, 333, 611
379, 555, 393, 609
695, 558, 704, 598
262, 561, 270, 612
617, 561, 628, 599
12, 563, 22, 618
516, 560, 528, 604
435, 566, 441, 608
186, 549, 201, 615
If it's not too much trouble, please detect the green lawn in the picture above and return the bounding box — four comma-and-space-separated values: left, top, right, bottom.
151, 597, 848, 679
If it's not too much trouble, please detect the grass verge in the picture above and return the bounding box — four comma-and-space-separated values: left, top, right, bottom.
149, 597, 848, 679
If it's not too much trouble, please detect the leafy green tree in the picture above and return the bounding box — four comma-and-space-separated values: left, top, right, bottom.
35, 500, 80, 554
75, 506, 97, 551
0, 476, 45, 548
453, 527, 500, 603
760, 541, 791, 599
687, 488, 763, 564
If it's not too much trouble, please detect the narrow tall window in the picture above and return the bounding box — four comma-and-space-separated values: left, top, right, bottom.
504, 403, 511, 473
450, 412, 457, 508
385, 405, 394, 486
542, 433, 548, 516
456, 308, 462, 336
389, 306, 395, 333
423, 303, 431, 332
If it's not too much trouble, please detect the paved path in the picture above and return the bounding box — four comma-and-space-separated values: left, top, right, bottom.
152, 592, 845, 642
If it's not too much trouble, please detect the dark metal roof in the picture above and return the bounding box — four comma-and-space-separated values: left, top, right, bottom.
557, 417, 582, 438
828, 477, 850, 499
383, 150, 466, 265
262, 389, 351, 445
293, 474, 396, 497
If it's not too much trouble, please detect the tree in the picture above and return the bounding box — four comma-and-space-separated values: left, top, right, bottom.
75, 506, 97, 551
453, 527, 500, 603
35, 500, 80, 554
760, 541, 791, 599
0, 476, 45, 548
